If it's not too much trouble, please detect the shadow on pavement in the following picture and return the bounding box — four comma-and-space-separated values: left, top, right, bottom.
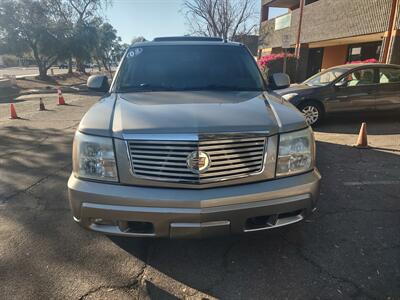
0, 126, 72, 198
109, 140, 400, 299
315, 111, 400, 135
1, 124, 399, 299
0, 98, 26, 104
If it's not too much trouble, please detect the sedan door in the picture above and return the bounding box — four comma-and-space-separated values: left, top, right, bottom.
330, 68, 378, 112
375, 67, 400, 111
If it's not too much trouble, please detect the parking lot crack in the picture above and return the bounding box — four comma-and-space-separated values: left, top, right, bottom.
78, 248, 153, 300
78, 281, 141, 300
2, 162, 71, 204
281, 235, 378, 300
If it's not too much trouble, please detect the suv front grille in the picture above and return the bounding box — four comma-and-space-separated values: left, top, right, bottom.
127, 137, 267, 183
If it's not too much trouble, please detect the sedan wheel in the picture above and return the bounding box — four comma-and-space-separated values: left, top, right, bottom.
301, 105, 320, 126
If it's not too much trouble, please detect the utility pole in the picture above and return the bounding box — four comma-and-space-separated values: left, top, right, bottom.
294, 0, 306, 82
295, 0, 305, 58
381, 0, 400, 63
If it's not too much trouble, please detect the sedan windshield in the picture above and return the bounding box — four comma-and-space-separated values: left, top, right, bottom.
304, 67, 349, 86
116, 45, 265, 92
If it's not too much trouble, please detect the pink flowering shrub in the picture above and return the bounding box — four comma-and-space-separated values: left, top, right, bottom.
258, 53, 298, 82
346, 58, 378, 64
258, 53, 296, 71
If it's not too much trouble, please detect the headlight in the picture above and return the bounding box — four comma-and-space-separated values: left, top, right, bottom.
282, 93, 298, 101
72, 131, 118, 182
276, 128, 315, 177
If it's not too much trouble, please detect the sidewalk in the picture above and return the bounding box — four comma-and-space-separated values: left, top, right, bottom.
0, 92, 97, 121
0, 72, 104, 101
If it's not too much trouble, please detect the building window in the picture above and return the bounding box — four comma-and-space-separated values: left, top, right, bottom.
274, 13, 292, 30
347, 42, 382, 62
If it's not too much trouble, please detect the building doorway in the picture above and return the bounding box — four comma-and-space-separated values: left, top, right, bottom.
307, 48, 324, 78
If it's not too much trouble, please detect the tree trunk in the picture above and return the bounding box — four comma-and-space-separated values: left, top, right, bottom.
32, 46, 48, 80
96, 59, 102, 71
76, 57, 86, 73
38, 68, 48, 80
102, 59, 109, 71
37, 63, 49, 80
68, 56, 73, 75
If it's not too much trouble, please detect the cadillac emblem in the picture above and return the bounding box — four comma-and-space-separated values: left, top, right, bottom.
186, 151, 210, 174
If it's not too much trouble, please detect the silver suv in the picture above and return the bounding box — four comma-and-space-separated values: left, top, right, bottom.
68, 37, 321, 238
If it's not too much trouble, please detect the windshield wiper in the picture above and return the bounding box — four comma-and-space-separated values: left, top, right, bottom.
118, 84, 262, 93
118, 83, 177, 92
182, 85, 260, 91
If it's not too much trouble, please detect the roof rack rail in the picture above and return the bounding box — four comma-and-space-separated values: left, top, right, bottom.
153, 36, 224, 42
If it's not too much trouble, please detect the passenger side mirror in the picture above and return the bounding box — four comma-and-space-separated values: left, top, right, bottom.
87, 75, 109, 93
269, 73, 290, 90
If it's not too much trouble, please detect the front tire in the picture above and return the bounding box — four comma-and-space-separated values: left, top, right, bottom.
298, 101, 323, 126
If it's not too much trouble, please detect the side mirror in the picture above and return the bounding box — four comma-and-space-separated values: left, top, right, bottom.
87, 75, 109, 92
334, 80, 347, 88
269, 73, 290, 90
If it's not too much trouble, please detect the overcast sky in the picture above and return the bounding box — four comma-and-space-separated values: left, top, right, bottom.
105, 0, 287, 43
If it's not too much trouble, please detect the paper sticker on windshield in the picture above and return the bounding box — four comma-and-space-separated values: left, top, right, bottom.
127, 48, 143, 59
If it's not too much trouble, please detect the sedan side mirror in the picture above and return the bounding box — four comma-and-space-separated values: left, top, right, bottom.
334, 80, 347, 88
87, 75, 109, 93
269, 73, 291, 90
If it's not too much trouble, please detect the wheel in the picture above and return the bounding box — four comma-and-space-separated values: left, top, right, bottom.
298, 101, 323, 126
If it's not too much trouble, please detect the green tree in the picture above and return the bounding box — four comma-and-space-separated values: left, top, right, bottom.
90, 22, 128, 72
0, 0, 66, 79
49, 0, 110, 73
131, 36, 147, 44
112, 42, 129, 62
93, 22, 118, 71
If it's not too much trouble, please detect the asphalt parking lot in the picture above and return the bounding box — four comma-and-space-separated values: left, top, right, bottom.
0, 94, 399, 299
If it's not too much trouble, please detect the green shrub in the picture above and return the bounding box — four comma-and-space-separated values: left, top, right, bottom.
2, 55, 19, 67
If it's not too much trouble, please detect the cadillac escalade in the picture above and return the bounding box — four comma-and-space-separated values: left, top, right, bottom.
67, 37, 321, 238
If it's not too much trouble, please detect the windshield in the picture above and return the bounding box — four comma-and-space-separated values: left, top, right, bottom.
116, 45, 265, 92
303, 67, 349, 86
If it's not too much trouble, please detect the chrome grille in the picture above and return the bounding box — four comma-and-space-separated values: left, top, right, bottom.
127, 137, 267, 183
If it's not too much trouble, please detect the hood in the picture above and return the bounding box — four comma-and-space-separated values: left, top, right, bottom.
275, 83, 315, 95
110, 91, 306, 138
78, 93, 116, 137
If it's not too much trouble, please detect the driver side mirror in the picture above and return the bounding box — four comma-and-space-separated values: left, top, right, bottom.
269, 73, 291, 90
334, 80, 347, 88
87, 75, 109, 93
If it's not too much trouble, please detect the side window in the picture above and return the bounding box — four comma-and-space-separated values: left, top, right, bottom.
343, 69, 375, 87
379, 68, 400, 84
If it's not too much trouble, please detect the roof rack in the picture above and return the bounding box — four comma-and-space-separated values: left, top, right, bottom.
153, 36, 224, 42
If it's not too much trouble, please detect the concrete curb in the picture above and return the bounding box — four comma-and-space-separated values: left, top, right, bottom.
16, 83, 88, 97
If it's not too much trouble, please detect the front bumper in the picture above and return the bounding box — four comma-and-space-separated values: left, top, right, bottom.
68, 169, 321, 238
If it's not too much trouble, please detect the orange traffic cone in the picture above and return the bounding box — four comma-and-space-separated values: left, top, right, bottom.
57, 88, 66, 105
38, 97, 46, 111
9, 103, 19, 119
354, 122, 369, 149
